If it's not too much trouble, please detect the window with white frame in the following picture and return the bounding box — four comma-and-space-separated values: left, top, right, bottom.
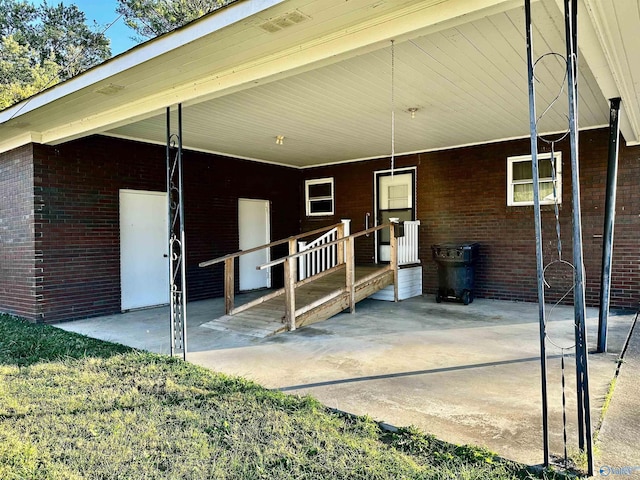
305, 178, 334, 216
507, 152, 562, 206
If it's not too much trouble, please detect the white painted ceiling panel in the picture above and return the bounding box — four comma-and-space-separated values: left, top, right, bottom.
4, 0, 632, 160
107, 0, 609, 167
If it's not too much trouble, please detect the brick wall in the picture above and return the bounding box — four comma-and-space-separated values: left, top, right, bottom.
31, 136, 300, 323
3, 128, 636, 322
302, 128, 639, 310
33, 138, 165, 322
301, 156, 418, 265
183, 149, 301, 299
0, 145, 38, 320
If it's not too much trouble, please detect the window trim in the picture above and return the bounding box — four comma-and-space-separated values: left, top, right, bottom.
305, 177, 334, 216
507, 152, 562, 206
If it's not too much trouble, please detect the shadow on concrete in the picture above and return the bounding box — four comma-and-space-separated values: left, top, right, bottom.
277, 354, 563, 392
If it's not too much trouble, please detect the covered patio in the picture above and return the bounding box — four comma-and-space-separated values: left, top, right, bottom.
2, 0, 638, 473
57, 295, 637, 467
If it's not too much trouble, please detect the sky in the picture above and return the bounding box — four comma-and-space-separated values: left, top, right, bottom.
31, 0, 140, 56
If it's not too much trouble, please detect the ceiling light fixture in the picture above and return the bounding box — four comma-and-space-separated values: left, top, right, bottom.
407, 107, 418, 119
275, 135, 285, 145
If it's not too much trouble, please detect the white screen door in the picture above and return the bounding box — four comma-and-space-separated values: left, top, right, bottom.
238, 199, 271, 291
375, 170, 415, 262
120, 190, 169, 310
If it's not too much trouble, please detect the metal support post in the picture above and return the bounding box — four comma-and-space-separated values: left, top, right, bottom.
563, 0, 594, 475
524, 0, 549, 466
166, 104, 188, 360
597, 98, 622, 353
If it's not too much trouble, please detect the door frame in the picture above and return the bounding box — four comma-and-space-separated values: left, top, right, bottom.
373, 167, 417, 263
238, 198, 272, 291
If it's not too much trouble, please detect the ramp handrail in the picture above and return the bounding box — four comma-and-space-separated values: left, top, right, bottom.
198, 222, 344, 268
256, 222, 400, 331
257, 223, 392, 270
198, 221, 347, 317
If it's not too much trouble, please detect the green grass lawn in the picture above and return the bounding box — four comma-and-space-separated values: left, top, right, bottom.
0, 314, 569, 479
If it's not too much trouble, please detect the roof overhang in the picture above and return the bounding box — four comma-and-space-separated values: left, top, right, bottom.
0, 0, 638, 165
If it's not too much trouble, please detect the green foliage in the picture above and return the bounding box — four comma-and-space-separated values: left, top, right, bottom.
0, 315, 131, 366
116, 0, 232, 39
0, 0, 111, 108
385, 425, 433, 455
0, 35, 58, 109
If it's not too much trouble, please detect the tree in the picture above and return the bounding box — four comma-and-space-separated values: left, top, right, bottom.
36, 2, 111, 77
116, 0, 230, 40
0, 0, 111, 108
0, 35, 58, 109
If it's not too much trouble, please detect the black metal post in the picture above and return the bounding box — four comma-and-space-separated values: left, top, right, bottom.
564, 0, 594, 475
597, 98, 622, 353
166, 105, 188, 360
166, 108, 172, 354
525, 0, 550, 467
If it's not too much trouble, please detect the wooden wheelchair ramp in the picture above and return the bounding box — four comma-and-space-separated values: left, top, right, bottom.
201, 265, 393, 338
199, 222, 404, 338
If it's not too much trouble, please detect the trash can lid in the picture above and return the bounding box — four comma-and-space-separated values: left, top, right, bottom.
431, 242, 480, 249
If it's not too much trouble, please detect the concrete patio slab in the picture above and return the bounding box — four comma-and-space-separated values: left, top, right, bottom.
56, 295, 635, 468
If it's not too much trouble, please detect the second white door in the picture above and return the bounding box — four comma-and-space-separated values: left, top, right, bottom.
238, 199, 271, 291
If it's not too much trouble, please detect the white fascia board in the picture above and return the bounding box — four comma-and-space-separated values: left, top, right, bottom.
0, 132, 42, 153
40, 0, 521, 146
579, 0, 639, 144
0, 0, 286, 124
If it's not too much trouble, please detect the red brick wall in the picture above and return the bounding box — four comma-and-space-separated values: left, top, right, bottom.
31, 136, 300, 323
3, 128, 637, 323
300, 156, 418, 265
0, 145, 39, 320
183, 149, 301, 299
33, 138, 165, 322
302, 128, 639, 310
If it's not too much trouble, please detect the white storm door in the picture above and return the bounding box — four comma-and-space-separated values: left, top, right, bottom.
238, 199, 271, 291
375, 170, 415, 262
120, 190, 169, 310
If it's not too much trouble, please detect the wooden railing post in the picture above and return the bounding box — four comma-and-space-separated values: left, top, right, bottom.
297, 240, 307, 281
346, 236, 356, 313
224, 257, 234, 314
337, 219, 351, 266
336, 223, 345, 265
284, 257, 296, 330
389, 221, 399, 302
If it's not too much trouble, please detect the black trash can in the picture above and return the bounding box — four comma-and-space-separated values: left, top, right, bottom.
431, 242, 479, 305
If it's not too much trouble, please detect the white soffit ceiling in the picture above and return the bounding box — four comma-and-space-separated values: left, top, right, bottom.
106, 0, 610, 167
581, 0, 640, 146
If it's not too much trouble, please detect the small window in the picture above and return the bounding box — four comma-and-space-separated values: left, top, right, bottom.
507, 152, 562, 206
305, 178, 334, 216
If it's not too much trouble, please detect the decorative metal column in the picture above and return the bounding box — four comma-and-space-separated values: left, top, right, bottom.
597, 98, 622, 353
524, 0, 549, 466
525, 0, 594, 474
563, 0, 594, 474
166, 104, 187, 360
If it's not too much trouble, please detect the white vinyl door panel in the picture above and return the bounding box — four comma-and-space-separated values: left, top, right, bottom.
120, 190, 169, 310
238, 199, 271, 291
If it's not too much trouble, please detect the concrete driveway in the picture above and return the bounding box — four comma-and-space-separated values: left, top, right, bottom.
56, 295, 635, 467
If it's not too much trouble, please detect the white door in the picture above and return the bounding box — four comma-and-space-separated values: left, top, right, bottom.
120, 190, 169, 310
375, 170, 416, 262
238, 198, 271, 291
